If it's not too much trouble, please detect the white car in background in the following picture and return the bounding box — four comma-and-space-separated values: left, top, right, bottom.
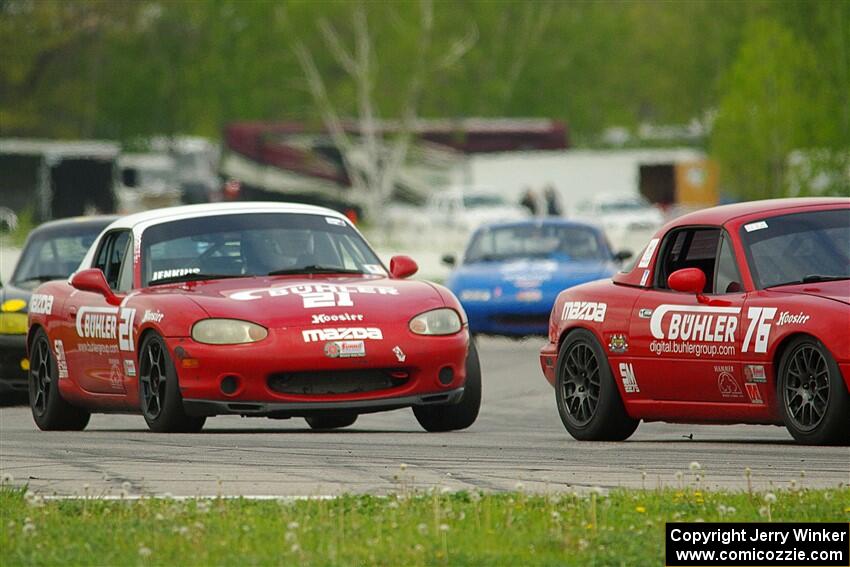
572, 193, 664, 254
426, 188, 530, 232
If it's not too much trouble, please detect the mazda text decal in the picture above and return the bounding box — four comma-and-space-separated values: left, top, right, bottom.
29, 294, 55, 315
302, 327, 383, 343
75, 306, 136, 352
229, 283, 399, 308
561, 301, 607, 323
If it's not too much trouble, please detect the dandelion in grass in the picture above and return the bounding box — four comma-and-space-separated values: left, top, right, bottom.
417, 522, 428, 535
440, 486, 452, 495
469, 491, 481, 503
1, 472, 13, 484
758, 506, 769, 518
22, 520, 36, 536
578, 538, 590, 551
764, 492, 776, 504
399, 463, 408, 472
138, 545, 152, 558
689, 462, 701, 472
287, 521, 300, 530
515, 481, 525, 492
635, 506, 646, 513
285, 531, 297, 543
290, 544, 301, 553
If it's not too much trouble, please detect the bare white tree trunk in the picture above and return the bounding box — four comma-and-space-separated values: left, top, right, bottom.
288, 1, 476, 224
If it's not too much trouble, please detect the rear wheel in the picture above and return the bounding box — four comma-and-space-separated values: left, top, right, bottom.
413, 339, 481, 432
139, 334, 206, 433
29, 329, 90, 431
305, 413, 358, 430
555, 329, 638, 441
778, 337, 849, 445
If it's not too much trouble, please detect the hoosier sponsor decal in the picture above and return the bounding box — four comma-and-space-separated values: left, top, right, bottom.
302, 327, 383, 343
311, 313, 364, 324
561, 301, 607, 323
776, 311, 810, 326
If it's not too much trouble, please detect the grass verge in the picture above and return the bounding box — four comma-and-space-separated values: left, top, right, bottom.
1, 485, 848, 566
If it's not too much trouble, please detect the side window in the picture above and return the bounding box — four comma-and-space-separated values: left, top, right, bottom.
656, 227, 721, 292
714, 232, 743, 294
92, 231, 132, 291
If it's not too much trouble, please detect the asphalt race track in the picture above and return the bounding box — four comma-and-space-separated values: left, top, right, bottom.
1, 337, 848, 497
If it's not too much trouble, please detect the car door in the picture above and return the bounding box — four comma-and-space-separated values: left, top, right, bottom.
626, 227, 747, 402
62, 230, 134, 394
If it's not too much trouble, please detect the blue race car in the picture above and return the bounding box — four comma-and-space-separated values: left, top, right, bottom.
443, 219, 630, 336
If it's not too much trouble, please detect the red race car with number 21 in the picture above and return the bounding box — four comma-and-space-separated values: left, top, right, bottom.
540, 198, 849, 445
27, 203, 480, 433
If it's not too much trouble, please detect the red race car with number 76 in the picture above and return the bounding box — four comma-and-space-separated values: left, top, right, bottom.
540, 197, 850, 445
27, 202, 480, 433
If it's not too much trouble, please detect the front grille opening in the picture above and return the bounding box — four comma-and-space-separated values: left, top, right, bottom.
268, 369, 410, 395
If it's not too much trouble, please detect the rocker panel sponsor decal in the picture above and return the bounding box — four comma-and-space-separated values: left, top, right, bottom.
619, 362, 639, 393
744, 382, 764, 404
53, 339, 68, 379
715, 365, 743, 398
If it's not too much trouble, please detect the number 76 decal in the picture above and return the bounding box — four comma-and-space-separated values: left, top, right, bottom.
742, 307, 776, 354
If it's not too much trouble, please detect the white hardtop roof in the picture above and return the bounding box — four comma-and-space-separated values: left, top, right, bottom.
107, 201, 348, 231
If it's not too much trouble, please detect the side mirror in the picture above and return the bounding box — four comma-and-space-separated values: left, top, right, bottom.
613, 250, 633, 262
389, 255, 418, 279
441, 253, 457, 267
70, 268, 121, 306
668, 267, 706, 296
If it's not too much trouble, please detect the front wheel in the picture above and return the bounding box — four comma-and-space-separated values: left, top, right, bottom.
139, 334, 206, 433
778, 337, 849, 445
29, 329, 90, 431
413, 339, 481, 432
555, 329, 638, 441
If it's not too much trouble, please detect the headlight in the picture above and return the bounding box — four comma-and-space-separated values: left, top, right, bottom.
191, 319, 268, 345
0, 313, 28, 335
409, 308, 462, 336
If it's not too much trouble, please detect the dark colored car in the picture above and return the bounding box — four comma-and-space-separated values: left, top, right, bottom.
0, 216, 117, 397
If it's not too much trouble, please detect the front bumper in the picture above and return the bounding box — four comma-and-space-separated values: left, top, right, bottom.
463, 302, 551, 336
184, 387, 465, 417
165, 326, 469, 416
539, 341, 558, 387
0, 334, 28, 392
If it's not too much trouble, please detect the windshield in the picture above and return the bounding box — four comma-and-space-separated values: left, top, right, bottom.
741, 208, 850, 289
464, 224, 609, 263
140, 213, 384, 286
463, 194, 506, 208
11, 227, 103, 289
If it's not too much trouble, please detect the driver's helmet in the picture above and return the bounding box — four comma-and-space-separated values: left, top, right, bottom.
241, 229, 313, 275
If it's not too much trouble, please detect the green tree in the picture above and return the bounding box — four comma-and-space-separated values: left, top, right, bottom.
711, 19, 832, 199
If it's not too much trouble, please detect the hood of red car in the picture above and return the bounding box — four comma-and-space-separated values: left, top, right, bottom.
769, 279, 850, 306
154, 274, 446, 327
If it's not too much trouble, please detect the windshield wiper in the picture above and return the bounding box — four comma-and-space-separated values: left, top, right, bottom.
268, 265, 364, 276
149, 273, 243, 286
769, 275, 850, 287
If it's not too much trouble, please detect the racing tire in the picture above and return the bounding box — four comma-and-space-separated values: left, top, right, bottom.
555, 329, 638, 441
778, 336, 849, 446
305, 413, 358, 430
138, 334, 206, 433
413, 339, 481, 432
28, 328, 90, 431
